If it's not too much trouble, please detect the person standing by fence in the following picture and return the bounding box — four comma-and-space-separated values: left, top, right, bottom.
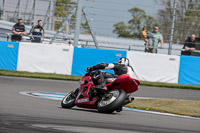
30, 20, 44, 43
11, 19, 26, 42
142, 26, 149, 47
145, 26, 164, 53
181, 34, 196, 56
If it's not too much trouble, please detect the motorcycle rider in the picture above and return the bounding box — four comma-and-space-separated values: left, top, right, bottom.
87, 57, 134, 90
87, 57, 134, 112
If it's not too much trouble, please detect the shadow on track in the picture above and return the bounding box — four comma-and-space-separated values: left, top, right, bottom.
58, 107, 122, 115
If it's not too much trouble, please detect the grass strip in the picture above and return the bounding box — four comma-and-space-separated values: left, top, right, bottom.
0, 69, 200, 90
0, 70, 82, 81
125, 98, 200, 118
140, 81, 200, 90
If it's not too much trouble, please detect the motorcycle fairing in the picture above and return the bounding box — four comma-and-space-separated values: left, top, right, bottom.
75, 75, 98, 109
108, 74, 140, 93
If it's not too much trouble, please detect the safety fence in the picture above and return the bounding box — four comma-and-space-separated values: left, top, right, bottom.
0, 40, 200, 85
0, 31, 183, 55
1, 0, 200, 56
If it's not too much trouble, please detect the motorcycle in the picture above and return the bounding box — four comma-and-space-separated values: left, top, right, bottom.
61, 70, 140, 113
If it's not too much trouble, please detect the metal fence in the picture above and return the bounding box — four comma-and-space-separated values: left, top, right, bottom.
1, 0, 200, 56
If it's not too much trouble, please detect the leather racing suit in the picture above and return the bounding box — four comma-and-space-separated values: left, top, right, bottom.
88, 62, 134, 89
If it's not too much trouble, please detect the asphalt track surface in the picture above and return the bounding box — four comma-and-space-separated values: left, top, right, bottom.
0, 76, 200, 133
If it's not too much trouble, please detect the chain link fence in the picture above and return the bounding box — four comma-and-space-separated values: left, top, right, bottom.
157, 0, 200, 56
0, 0, 200, 56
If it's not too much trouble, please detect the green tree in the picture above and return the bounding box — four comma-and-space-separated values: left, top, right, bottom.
54, 0, 76, 31
113, 8, 156, 38
157, 0, 200, 44
184, 9, 200, 26
81, 21, 91, 34
113, 22, 135, 38
54, 0, 90, 33
55, 0, 76, 17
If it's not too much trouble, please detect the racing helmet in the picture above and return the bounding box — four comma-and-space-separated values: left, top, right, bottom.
117, 57, 129, 66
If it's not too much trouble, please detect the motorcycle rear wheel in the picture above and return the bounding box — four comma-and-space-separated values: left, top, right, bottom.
97, 89, 126, 113
61, 91, 76, 108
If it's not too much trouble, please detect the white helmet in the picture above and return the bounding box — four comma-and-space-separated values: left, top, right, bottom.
117, 57, 129, 66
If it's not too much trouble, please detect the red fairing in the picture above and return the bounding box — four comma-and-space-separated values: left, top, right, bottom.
75, 96, 98, 109
109, 74, 140, 93
75, 73, 139, 109
75, 75, 98, 109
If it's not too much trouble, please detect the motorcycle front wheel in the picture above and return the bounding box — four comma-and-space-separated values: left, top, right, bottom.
61, 91, 76, 108
97, 89, 126, 113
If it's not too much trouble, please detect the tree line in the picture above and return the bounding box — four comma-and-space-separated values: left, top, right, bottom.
55, 0, 200, 44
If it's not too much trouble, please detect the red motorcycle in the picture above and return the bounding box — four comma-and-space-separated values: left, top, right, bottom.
61, 70, 140, 113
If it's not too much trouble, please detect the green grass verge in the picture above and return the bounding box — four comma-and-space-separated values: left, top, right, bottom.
0, 70, 82, 81
0, 69, 200, 90
125, 98, 200, 118
140, 81, 200, 90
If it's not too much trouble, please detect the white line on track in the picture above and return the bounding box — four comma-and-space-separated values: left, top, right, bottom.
19, 91, 200, 120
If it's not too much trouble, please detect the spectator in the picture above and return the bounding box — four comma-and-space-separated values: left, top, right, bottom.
181, 34, 196, 56
30, 20, 44, 43
142, 26, 148, 46
145, 26, 164, 53
11, 19, 26, 42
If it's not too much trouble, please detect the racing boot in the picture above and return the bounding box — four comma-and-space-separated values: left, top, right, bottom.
92, 70, 107, 91
93, 84, 106, 91
92, 76, 107, 92
89, 87, 97, 100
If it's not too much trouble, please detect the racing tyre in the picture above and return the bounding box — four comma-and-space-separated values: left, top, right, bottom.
97, 89, 126, 113
61, 91, 76, 108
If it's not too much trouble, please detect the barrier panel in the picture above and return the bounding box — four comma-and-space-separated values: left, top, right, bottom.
127, 51, 180, 83
17, 42, 74, 75
0, 41, 19, 71
71, 47, 126, 75
178, 56, 200, 85
2, 40, 199, 85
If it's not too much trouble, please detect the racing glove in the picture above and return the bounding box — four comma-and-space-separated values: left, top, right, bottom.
87, 67, 93, 72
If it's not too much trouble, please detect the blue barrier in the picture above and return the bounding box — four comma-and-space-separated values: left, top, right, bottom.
71, 47, 127, 75
178, 56, 200, 85
0, 41, 19, 71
